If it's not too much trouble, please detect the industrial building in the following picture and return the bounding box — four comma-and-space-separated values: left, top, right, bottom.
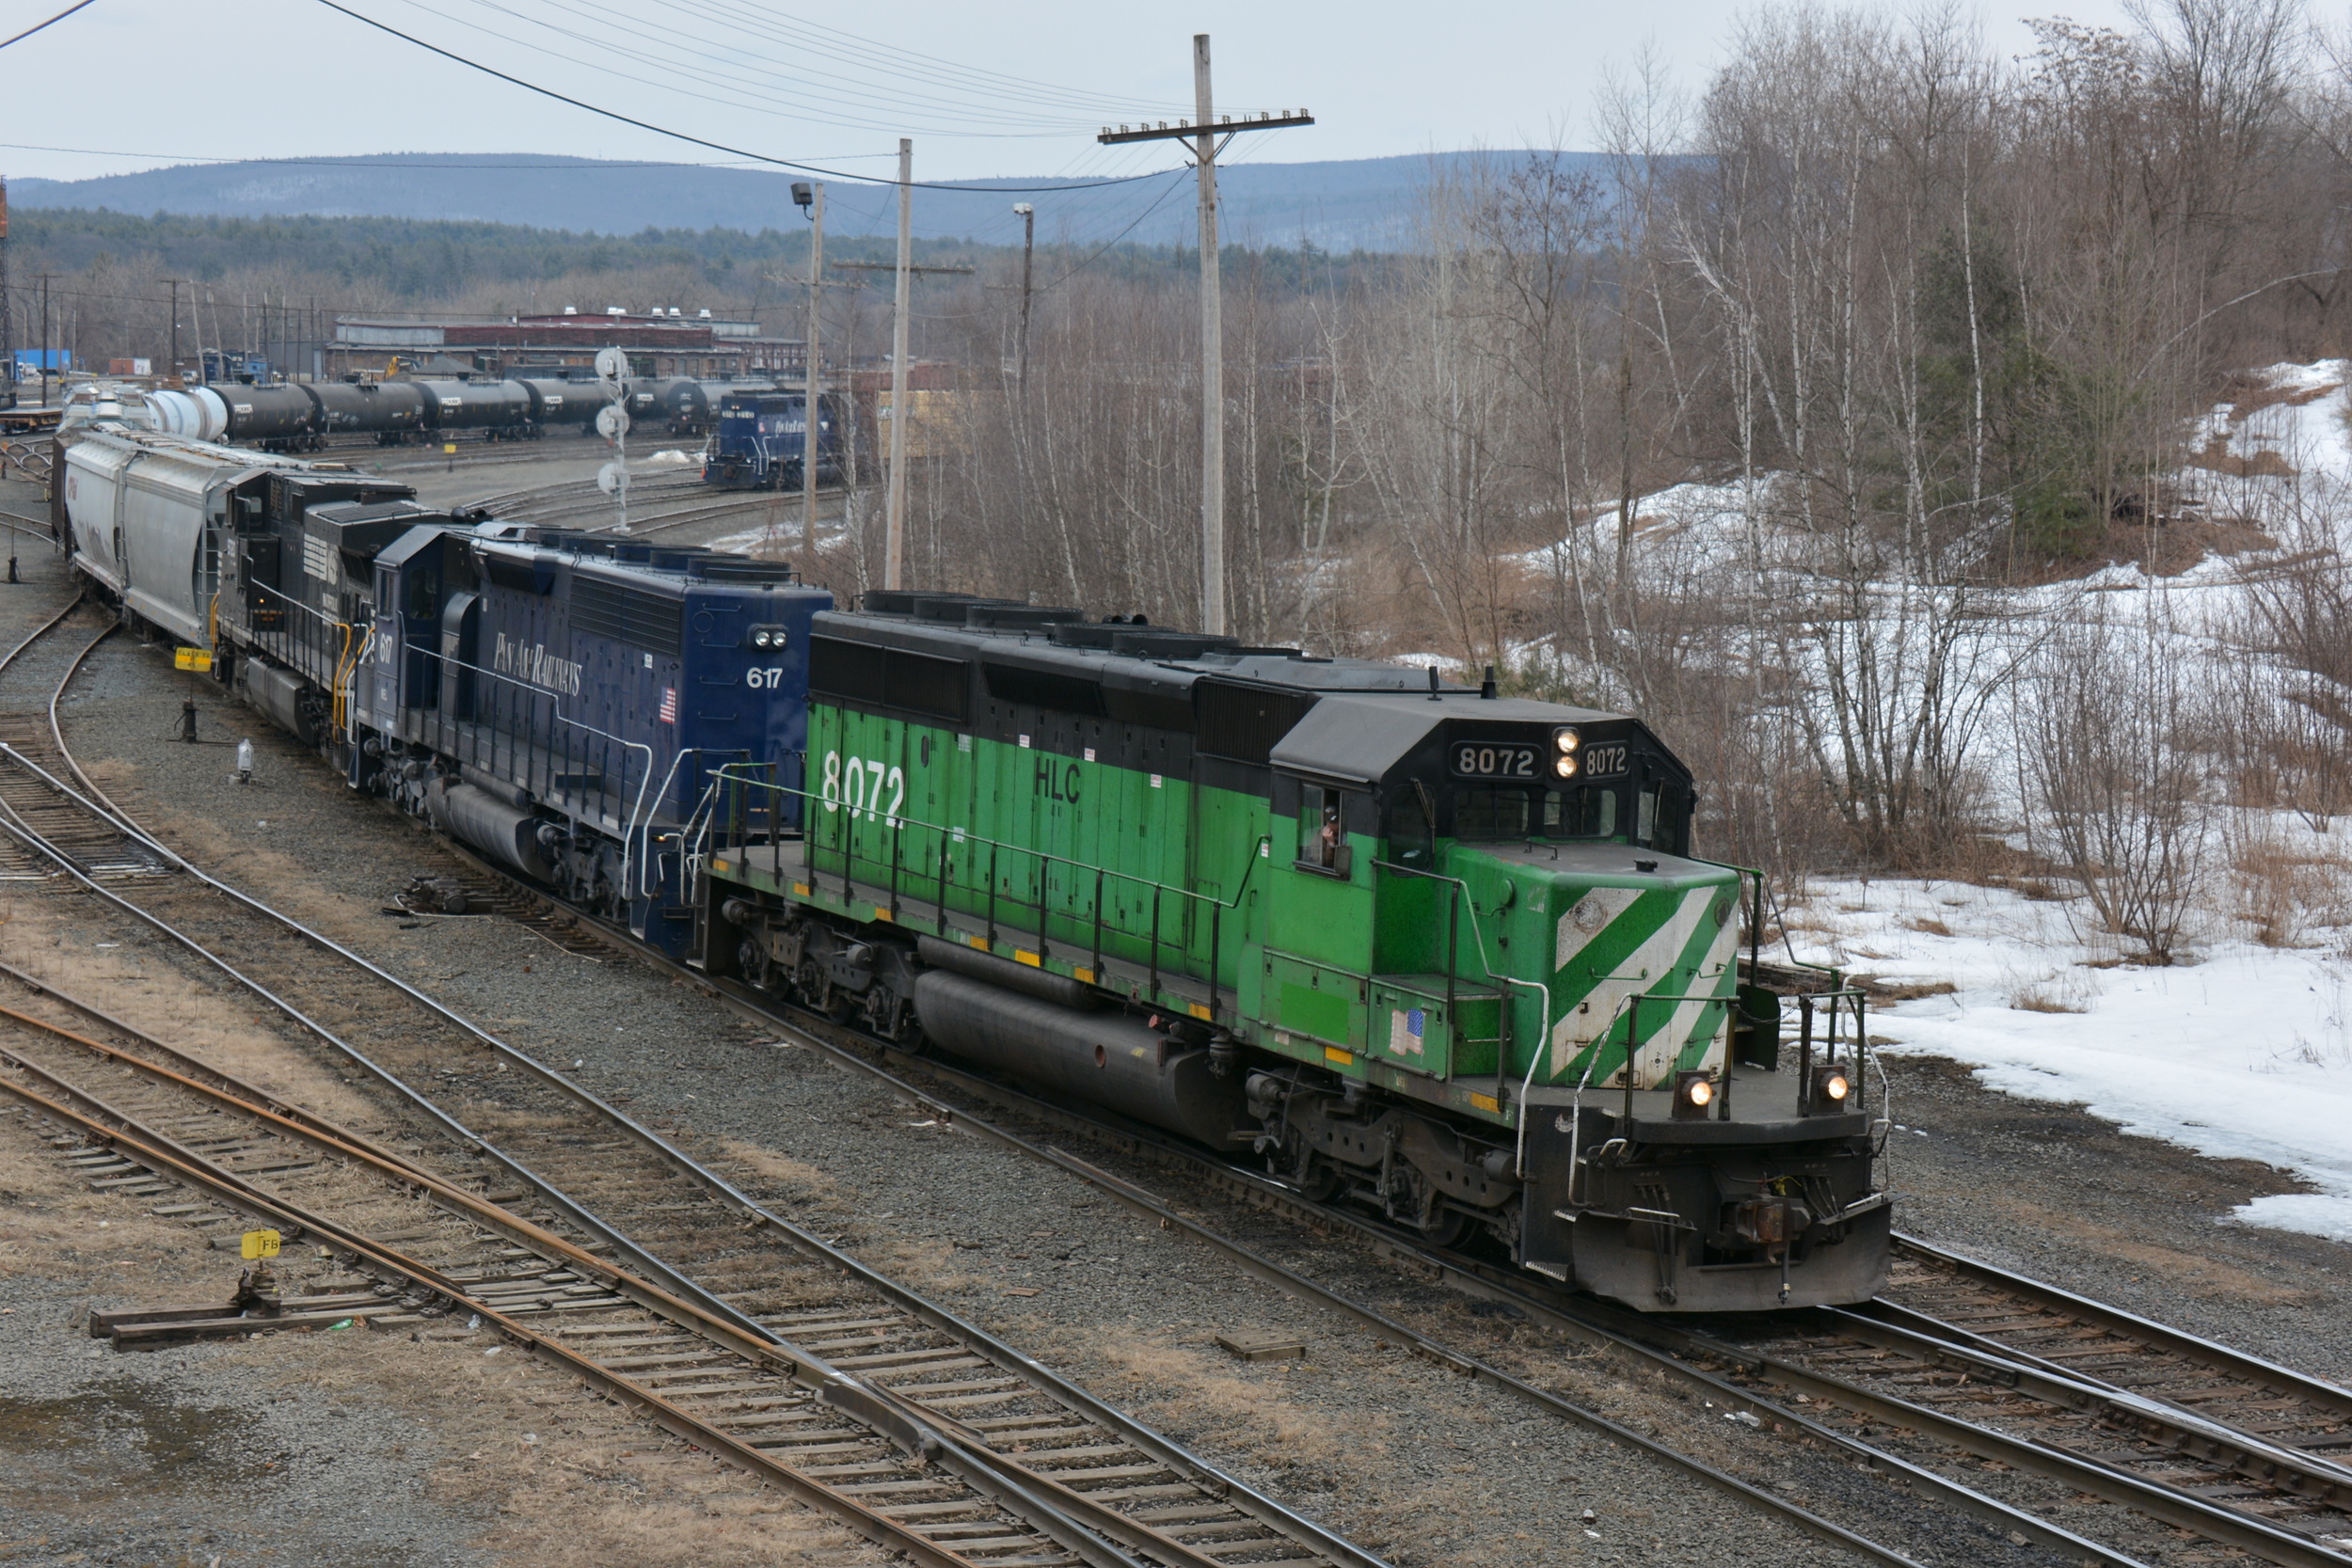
326, 309, 808, 381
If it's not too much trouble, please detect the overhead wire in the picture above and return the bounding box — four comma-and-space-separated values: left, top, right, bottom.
0, 0, 96, 50
415, 0, 1105, 136
659, 0, 1195, 118
455, 0, 1176, 134
310, 0, 1202, 193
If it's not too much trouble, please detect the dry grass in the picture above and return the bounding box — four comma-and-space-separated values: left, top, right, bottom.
713, 1135, 839, 1203
1903, 915, 1952, 938
2007, 965, 2094, 1013
0, 902, 386, 1130
1086, 1333, 1359, 1466
2226, 819, 2352, 949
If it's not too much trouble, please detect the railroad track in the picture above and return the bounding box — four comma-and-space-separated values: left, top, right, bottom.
439, 863, 2352, 1568
0, 605, 1387, 1568
57, 581, 2352, 1567
837, 1050, 2352, 1568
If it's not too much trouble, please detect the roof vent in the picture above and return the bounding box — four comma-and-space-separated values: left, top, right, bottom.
967, 605, 1082, 629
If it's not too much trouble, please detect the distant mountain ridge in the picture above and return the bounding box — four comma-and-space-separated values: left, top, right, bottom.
6, 150, 1578, 250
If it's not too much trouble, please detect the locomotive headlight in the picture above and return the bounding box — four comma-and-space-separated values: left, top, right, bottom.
1552, 754, 1578, 780
1672, 1069, 1716, 1120
1553, 725, 1581, 753
1814, 1068, 1851, 1111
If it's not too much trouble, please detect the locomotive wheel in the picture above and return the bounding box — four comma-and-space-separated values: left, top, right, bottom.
796, 960, 833, 1014
1416, 1206, 1470, 1249
738, 938, 771, 990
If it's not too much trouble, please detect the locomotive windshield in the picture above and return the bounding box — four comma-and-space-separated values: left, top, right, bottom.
1447, 781, 1690, 855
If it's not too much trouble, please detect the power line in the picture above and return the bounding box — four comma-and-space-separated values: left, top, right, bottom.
0, 0, 96, 50
0, 140, 887, 169
310, 0, 1197, 192
451, 0, 1179, 134
404, 0, 1105, 137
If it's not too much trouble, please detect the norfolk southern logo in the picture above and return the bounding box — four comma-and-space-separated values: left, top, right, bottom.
493, 632, 583, 696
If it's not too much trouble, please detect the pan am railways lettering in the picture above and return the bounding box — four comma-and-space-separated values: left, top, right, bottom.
493, 632, 584, 697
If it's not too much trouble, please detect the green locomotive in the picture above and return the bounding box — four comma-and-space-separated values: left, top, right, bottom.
696, 593, 1889, 1312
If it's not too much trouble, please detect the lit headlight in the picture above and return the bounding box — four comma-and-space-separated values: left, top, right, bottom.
1552, 754, 1578, 780
1672, 1068, 1716, 1120
1552, 725, 1581, 753
1821, 1070, 1850, 1101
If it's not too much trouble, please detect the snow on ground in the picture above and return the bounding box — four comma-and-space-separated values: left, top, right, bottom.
1783, 877, 2352, 1243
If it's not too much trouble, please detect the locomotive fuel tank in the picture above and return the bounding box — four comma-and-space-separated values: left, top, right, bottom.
913, 969, 1250, 1148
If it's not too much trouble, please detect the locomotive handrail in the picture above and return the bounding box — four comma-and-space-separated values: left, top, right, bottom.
710, 762, 1262, 1009
1370, 858, 1549, 1066
710, 762, 1249, 916
391, 639, 661, 895
1531, 986, 1738, 1195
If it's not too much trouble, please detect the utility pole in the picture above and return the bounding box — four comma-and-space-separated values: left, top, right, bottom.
794, 180, 825, 561
1012, 201, 1035, 399
0, 178, 12, 406
164, 278, 183, 383
39, 272, 54, 406
1100, 49, 1311, 636
885, 137, 914, 594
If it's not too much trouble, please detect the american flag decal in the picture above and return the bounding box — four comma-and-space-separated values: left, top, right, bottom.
658, 686, 678, 724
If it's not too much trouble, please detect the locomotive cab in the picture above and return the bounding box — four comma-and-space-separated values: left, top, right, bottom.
1266, 695, 1888, 1312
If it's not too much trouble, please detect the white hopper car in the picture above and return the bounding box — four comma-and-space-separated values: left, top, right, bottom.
61, 427, 325, 646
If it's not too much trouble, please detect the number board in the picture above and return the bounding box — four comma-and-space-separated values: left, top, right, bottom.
1580, 741, 1630, 779
1450, 741, 1540, 780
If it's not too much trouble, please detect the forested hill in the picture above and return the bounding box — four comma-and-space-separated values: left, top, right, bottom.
8, 150, 1565, 251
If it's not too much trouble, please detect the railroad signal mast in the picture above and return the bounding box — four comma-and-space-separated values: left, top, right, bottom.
1100, 41, 1312, 636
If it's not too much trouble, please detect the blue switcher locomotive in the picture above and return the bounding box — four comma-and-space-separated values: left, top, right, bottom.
703, 390, 848, 491
62, 427, 831, 952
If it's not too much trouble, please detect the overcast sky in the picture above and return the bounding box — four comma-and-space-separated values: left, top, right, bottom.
5, 0, 2139, 190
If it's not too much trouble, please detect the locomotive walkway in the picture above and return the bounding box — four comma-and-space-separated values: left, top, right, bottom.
0, 590, 1387, 1568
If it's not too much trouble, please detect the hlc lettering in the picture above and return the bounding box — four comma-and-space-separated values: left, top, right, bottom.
1034, 759, 1082, 804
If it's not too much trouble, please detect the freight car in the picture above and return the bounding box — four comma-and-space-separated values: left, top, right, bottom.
59, 425, 832, 950
691, 593, 1890, 1313
117, 374, 672, 451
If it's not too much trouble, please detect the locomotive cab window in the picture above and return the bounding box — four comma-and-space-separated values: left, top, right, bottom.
1637, 782, 1692, 856
1544, 784, 1618, 839
1385, 784, 1434, 868
1452, 783, 1628, 842
1296, 784, 1353, 877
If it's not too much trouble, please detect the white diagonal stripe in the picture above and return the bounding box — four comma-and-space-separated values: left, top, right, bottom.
1555, 887, 1643, 972
1549, 887, 1715, 1083
1647, 905, 1741, 1083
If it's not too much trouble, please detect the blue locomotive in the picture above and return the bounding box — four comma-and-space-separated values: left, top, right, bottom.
62, 427, 829, 953
703, 390, 847, 491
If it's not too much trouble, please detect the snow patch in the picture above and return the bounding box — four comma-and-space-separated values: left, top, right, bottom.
1788, 878, 2352, 1245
